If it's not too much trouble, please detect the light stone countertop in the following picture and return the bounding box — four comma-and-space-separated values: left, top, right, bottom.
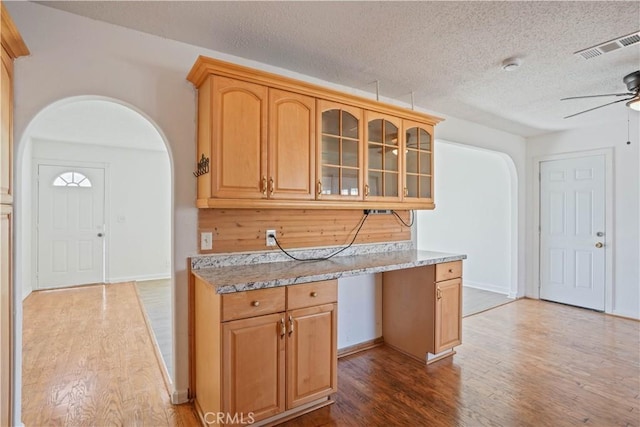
193, 250, 466, 294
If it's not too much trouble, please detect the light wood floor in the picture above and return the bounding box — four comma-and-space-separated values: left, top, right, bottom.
22, 286, 639, 426
136, 278, 173, 379
284, 299, 640, 426
463, 286, 513, 317
22, 283, 198, 426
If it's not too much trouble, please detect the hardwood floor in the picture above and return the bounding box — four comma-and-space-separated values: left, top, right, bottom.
22, 283, 198, 426
463, 286, 513, 317
136, 278, 173, 379
283, 299, 640, 427
22, 286, 639, 427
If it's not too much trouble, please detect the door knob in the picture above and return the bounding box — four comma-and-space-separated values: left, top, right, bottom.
595, 242, 603, 248
97, 233, 104, 237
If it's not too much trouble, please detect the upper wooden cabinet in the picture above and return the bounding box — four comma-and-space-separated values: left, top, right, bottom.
317, 100, 363, 201
364, 112, 402, 202
188, 56, 442, 209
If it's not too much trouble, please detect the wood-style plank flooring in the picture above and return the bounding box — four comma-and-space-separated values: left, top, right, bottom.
136, 278, 173, 378
463, 286, 513, 317
22, 283, 198, 426
283, 299, 640, 427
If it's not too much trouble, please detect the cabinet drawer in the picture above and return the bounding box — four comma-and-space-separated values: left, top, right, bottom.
435, 261, 462, 282
287, 280, 337, 310
221, 287, 285, 322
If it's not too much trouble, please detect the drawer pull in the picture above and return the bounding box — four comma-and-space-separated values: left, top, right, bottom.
310, 291, 318, 297
288, 315, 294, 336
269, 177, 275, 195
280, 318, 286, 338
261, 176, 267, 195
251, 300, 260, 307
437, 288, 442, 300
448, 269, 453, 273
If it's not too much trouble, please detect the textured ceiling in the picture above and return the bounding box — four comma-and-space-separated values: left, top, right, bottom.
37, 1, 640, 137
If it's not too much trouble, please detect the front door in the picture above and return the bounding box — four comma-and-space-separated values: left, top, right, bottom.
539, 155, 606, 310
37, 164, 105, 289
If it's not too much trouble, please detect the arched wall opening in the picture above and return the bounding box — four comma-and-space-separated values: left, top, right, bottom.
15, 96, 175, 392
416, 139, 518, 298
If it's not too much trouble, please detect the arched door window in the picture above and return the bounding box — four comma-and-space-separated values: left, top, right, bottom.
52, 171, 92, 187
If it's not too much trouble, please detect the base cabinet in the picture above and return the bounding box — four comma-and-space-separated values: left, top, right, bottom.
382, 261, 462, 363
194, 278, 337, 426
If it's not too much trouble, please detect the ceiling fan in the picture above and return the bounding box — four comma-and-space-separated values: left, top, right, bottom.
562, 70, 640, 119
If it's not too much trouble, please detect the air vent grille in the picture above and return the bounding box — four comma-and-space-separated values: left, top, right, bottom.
575, 31, 640, 60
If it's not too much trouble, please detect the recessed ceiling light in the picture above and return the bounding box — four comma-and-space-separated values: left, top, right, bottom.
502, 57, 522, 72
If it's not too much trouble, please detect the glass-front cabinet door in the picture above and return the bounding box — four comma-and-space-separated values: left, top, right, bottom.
403, 120, 434, 204
364, 112, 402, 202
317, 100, 363, 200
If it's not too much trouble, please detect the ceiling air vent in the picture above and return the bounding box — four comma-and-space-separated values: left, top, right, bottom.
575, 30, 640, 60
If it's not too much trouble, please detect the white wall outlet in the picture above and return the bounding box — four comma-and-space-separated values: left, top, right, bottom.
266, 229, 276, 246
200, 231, 213, 251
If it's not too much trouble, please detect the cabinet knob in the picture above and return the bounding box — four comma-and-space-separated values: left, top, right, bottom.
448, 269, 453, 273
251, 300, 260, 307
310, 291, 318, 297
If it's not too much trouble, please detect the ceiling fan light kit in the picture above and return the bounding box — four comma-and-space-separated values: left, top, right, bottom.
627, 98, 640, 111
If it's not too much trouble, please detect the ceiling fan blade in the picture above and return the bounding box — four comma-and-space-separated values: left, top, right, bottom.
564, 97, 634, 119
561, 93, 633, 100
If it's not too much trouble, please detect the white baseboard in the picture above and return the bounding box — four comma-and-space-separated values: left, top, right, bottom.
107, 273, 171, 284
464, 280, 509, 295
171, 388, 190, 404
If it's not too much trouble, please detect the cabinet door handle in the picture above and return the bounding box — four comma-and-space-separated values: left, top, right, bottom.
261, 176, 267, 195
437, 288, 442, 300
317, 181, 323, 196
269, 177, 274, 195
404, 187, 408, 197
288, 315, 294, 336
364, 184, 370, 197
280, 318, 286, 338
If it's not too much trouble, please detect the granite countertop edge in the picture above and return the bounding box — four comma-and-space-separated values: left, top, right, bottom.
193, 250, 467, 294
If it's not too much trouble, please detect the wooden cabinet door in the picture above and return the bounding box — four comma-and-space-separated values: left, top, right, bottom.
212, 76, 268, 199
1, 47, 12, 205
364, 111, 402, 202
434, 278, 462, 353
286, 303, 337, 409
222, 312, 285, 424
402, 120, 434, 206
316, 100, 363, 200
0, 205, 12, 427
268, 89, 315, 200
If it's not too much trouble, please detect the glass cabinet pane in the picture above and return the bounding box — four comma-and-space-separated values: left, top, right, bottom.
419, 129, 431, 150
406, 128, 417, 149
322, 166, 340, 195
322, 136, 340, 166
368, 171, 382, 196
368, 143, 382, 170
420, 176, 431, 198
342, 111, 359, 139
385, 148, 398, 171
385, 173, 398, 197
342, 169, 359, 196
406, 175, 418, 198
342, 140, 359, 167
322, 110, 340, 136
406, 150, 418, 174
419, 152, 431, 174
368, 119, 383, 143
385, 122, 398, 145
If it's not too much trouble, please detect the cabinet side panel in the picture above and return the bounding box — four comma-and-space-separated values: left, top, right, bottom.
1, 46, 13, 204
197, 77, 213, 200
0, 206, 12, 426
194, 278, 222, 419
382, 265, 436, 359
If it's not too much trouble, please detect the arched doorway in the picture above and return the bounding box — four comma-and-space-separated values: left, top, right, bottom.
15, 96, 175, 384
416, 139, 518, 313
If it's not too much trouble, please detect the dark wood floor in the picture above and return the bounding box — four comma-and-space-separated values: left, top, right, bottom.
282, 299, 640, 427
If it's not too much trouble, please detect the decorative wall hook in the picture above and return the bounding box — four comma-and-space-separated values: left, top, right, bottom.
193, 154, 210, 177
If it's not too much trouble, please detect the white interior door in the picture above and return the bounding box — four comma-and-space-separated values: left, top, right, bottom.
539, 155, 605, 310
37, 164, 105, 289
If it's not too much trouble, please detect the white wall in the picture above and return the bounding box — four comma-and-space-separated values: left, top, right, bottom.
417, 141, 512, 295
7, 1, 529, 420
31, 138, 170, 285
527, 116, 640, 319
338, 275, 382, 349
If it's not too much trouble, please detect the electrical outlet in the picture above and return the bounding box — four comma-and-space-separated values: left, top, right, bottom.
200, 231, 213, 251
266, 229, 276, 246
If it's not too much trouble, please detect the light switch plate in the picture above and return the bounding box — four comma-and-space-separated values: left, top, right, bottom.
200, 231, 213, 251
